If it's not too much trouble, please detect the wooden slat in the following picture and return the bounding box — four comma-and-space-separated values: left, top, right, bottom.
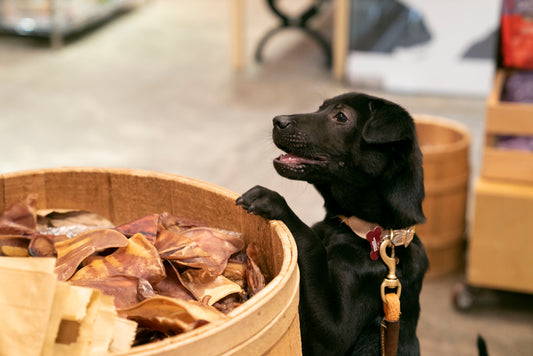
2, 169, 47, 209
240, 209, 277, 279
43, 168, 111, 219
482, 147, 533, 184
486, 69, 533, 135
467, 179, 533, 294
108, 169, 173, 225
0, 174, 4, 213
169, 175, 241, 233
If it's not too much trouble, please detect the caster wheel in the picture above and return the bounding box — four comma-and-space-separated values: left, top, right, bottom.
453, 282, 477, 311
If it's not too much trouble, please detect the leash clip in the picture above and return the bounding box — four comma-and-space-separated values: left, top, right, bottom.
380, 237, 401, 304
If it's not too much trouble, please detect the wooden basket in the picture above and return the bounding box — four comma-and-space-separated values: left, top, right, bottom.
414, 116, 471, 279
0, 167, 301, 356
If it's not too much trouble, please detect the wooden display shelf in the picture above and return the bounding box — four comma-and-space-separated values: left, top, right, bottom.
482, 69, 533, 184
467, 178, 533, 294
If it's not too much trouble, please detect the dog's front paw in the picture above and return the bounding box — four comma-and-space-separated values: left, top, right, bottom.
236, 185, 290, 221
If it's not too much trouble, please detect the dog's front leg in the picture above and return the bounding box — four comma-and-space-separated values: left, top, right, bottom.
238, 185, 370, 355
236, 185, 314, 239
236, 185, 327, 262
236, 185, 291, 221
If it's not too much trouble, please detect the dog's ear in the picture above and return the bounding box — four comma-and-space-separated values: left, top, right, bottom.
362, 100, 414, 144
364, 99, 426, 226
382, 159, 426, 227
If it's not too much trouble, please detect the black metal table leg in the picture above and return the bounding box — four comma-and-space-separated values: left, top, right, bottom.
255, 0, 332, 67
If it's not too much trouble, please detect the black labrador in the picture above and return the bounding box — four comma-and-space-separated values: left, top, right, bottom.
236, 92, 428, 356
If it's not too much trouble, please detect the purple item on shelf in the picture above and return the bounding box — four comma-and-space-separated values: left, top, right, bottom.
497, 135, 533, 151
501, 71, 533, 103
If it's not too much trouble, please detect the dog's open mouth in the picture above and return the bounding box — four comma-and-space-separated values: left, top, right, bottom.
274, 153, 327, 170
272, 135, 327, 179
275, 153, 318, 165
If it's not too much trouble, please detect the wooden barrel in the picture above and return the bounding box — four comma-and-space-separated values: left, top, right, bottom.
0, 167, 301, 356
414, 116, 471, 279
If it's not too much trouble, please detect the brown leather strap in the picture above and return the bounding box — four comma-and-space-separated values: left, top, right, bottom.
380, 318, 400, 356
381, 293, 400, 356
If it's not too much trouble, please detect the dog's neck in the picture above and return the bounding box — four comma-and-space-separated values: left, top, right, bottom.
316, 183, 395, 227
339, 215, 415, 248
314, 175, 423, 229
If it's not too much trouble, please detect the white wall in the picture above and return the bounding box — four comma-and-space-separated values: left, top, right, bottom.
347, 0, 501, 97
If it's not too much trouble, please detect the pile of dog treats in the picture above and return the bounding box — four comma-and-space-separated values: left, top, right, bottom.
0, 195, 267, 346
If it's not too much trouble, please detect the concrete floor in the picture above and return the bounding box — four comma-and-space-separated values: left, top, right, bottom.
0, 0, 531, 355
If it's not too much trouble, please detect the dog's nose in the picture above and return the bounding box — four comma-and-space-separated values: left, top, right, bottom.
273, 115, 293, 129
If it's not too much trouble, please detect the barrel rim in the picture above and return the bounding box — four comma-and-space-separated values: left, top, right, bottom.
414, 115, 471, 155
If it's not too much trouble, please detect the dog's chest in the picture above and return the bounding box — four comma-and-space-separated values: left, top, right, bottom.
313, 220, 382, 270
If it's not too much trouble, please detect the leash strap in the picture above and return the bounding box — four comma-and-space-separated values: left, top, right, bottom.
380, 239, 401, 356
381, 293, 400, 356
340, 217, 405, 355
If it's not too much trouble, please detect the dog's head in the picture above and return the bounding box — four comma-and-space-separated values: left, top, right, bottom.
272, 92, 425, 228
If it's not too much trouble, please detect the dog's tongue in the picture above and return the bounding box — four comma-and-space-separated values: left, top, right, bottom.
277, 153, 308, 164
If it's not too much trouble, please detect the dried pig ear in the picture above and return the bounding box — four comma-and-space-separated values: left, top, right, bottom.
114, 214, 159, 244
80, 253, 105, 267
213, 294, 246, 314
155, 230, 207, 257
36, 209, 114, 237
154, 261, 194, 301
69, 275, 155, 309
171, 228, 245, 276
0, 235, 30, 256
180, 268, 243, 306
70, 233, 166, 285
118, 295, 227, 335
37, 209, 114, 228
158, 212, 201, 232
54, 229, 129, 281
28, 234, 57, 257
0, 195, 37, 235
133, 328, 167, 347
246, 243, 266, 296
222, 260, 246, 288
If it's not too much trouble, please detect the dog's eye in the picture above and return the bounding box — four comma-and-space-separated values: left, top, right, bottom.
334, 112, 348, 123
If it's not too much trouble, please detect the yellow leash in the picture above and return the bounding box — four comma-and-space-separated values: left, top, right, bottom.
338, 217, 412, 356
380, 237, 401, 356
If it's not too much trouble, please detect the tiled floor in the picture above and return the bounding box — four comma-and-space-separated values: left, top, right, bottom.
0, 1, 531, 354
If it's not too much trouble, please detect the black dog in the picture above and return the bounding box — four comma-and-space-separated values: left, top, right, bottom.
236, 92, 428, 355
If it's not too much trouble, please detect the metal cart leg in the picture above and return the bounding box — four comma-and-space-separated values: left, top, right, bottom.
452, 281, 482, 312
49, 0, 63, 49
255, 0, 332, 67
